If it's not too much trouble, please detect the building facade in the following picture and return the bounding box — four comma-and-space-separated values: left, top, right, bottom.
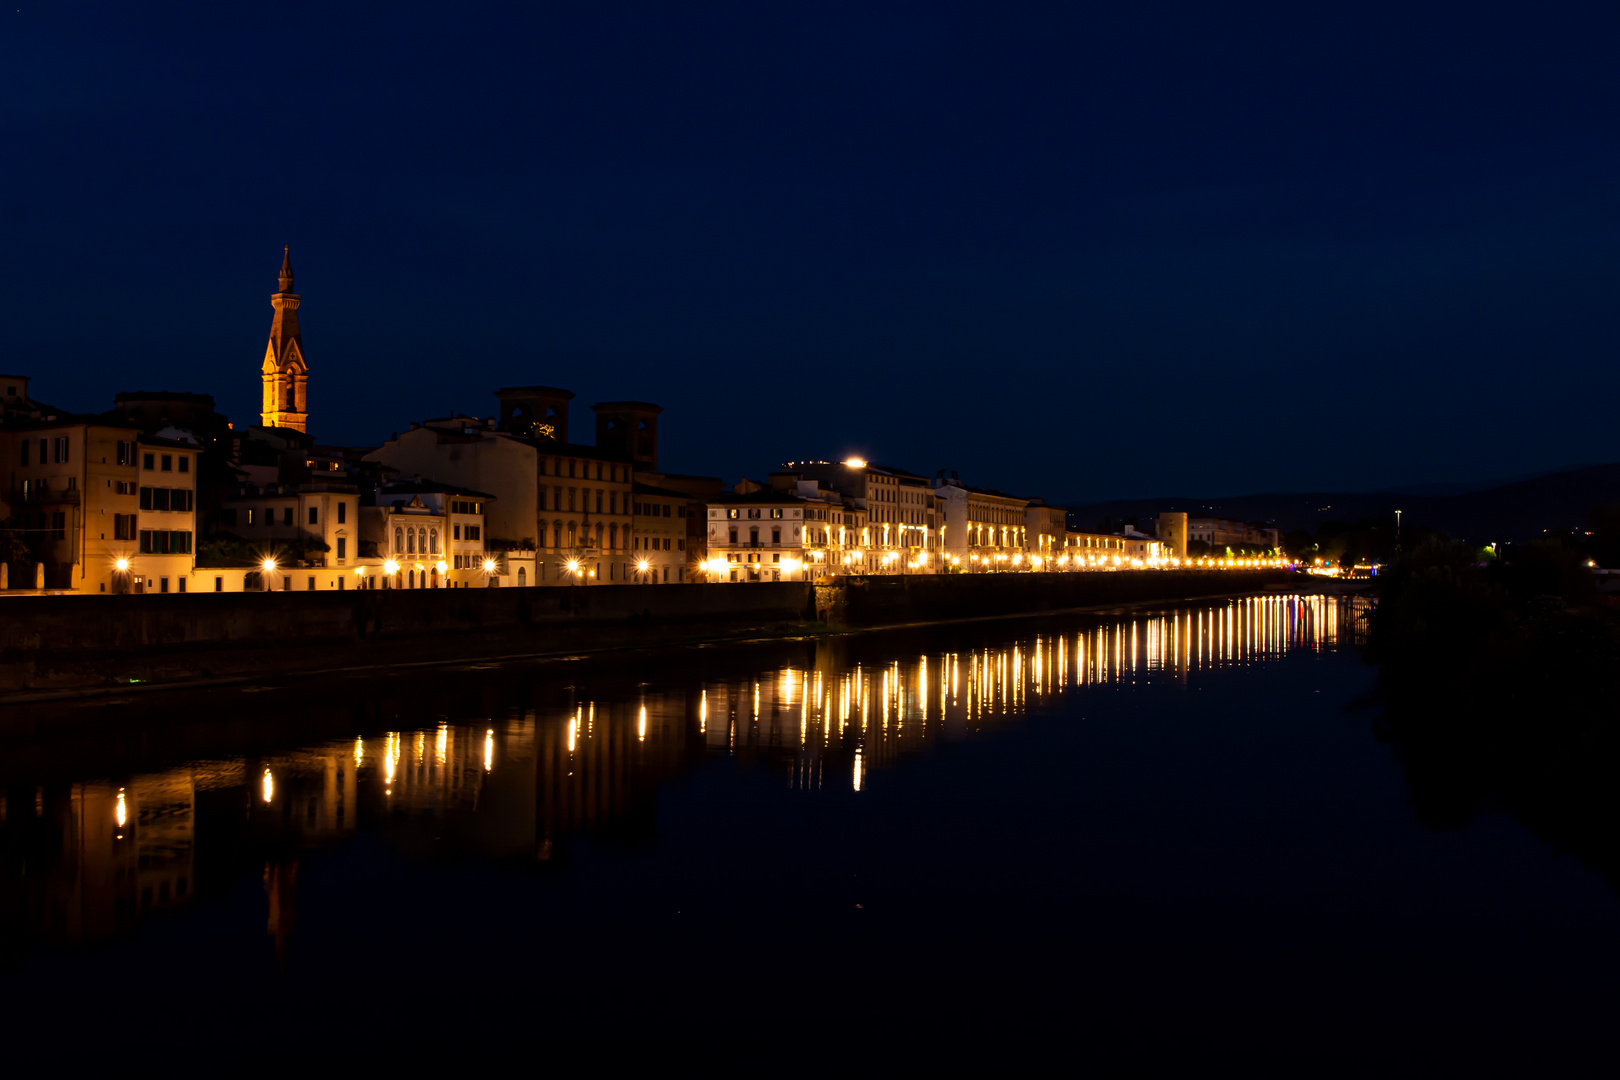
704, 491, 809, 582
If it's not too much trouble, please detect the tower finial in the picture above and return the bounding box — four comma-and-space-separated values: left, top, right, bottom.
278, 246, 295, 293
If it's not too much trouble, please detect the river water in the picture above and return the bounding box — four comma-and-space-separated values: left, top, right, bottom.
2, 594, 1616, 1074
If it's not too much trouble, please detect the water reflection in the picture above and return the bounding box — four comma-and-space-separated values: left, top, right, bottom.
0, 594, 1362, 959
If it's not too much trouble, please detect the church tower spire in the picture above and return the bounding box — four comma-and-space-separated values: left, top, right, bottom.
261, 246, 308, 432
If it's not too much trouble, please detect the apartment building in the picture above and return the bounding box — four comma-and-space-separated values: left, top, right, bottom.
704, 491, 810, 582
932, 472, 1029, 570
629, 483, 690, 583
0, 398, 200, 593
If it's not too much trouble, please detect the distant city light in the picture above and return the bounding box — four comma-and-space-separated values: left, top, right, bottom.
843, 457, 867, 468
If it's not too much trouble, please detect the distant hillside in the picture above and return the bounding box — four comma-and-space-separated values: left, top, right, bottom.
1064, 464, 1620, 543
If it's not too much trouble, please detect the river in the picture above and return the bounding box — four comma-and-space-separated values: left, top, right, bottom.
2, 593, 1616, 1074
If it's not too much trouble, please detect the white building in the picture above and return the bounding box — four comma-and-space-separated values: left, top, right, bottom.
703, 491, 810, 582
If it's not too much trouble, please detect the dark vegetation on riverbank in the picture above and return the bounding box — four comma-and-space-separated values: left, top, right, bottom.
1369, 536, 1620, 886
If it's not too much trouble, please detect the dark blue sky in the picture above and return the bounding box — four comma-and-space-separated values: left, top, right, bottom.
3, 2, 1617, 503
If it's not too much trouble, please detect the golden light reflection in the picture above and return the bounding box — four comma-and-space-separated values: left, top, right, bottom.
484, 728, 495, 772
261, 767, 274, 803
115, 788, 127, 828
713, 595, 1356, 792
638, 704, 647, 743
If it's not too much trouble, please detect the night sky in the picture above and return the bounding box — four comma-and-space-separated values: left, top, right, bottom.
3, 2, 1617, 504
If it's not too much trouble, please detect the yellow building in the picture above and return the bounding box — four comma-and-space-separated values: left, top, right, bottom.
1024, 499, 1067, 567
0, 412, 199, 593
630, 483, 691, 583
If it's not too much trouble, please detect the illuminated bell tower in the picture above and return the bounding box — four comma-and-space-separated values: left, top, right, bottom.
260, 247, 308, 432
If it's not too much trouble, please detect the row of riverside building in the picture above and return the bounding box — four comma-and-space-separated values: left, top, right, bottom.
0, 251, 1273, 595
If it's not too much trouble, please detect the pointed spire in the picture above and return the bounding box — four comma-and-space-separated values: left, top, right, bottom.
278, 246, 295, 293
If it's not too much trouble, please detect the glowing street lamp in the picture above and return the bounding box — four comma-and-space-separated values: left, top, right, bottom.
114, 557, 130, 572
482, 558, 497, 573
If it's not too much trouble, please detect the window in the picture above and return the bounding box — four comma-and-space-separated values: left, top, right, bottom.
52, 436, 68, 464
113, 514, 135, 540
596, 463, 603, 480
406, 528, 416, 554
18, 440, 26, 466
139, 487, 153, 510
337, 502, 346, 524
465, 525, 480, 541
595, 490, 603, 513
609, 493, 617, 514
178, 456, 189, 474
727, 509, 739, 519
568, 460, 576, 478
308, 576, 316, 591
247, 509, 256, 526
282, 507, 293, 526
453, 524, 461, 541
662, 504, 670, 517
336, 537, 347, 561
308, 506, 318, 525
729, 528, 738, 544
395, 527, 404, 552
771, 508, 783, 519
160, 454, 172, 471
51, 511, 66, 540
116, 441, 135, 466
772, 528, 781, 545
568, 488, 576, 512
159, 577, 169, 593
429, 528, 439, 554
265, 507, 275, 525
214, 577, 223, 592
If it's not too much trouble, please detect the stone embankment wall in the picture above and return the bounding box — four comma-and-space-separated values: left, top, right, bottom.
0, 583, 814, 692
817, 569, 1295, 626
0, 571, 1299, 695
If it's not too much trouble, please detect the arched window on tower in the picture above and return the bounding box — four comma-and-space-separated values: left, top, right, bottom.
417, 527, 426, 554
395, 526, 404, 553
407, 528, 415, 554
429, 527, 439, 554
286, 387, 295, 411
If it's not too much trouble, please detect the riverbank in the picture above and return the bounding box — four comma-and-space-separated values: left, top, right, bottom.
0, 569, 1305, 702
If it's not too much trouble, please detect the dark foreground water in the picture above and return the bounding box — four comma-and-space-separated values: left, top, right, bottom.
2, 594, 1617, 1074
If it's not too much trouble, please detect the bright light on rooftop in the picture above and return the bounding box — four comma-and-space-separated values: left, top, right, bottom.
843, 457, 867, 468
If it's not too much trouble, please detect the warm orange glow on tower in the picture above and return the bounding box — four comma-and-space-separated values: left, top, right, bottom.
261, 246, 308, 432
